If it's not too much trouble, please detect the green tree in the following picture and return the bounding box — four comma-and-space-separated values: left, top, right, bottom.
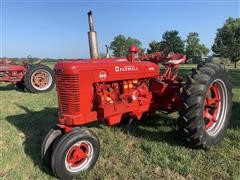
147, 30, 185, 54
212, 17, 240, 68
161, 30, 185, 53
185, 32, 209, 59
109, 34, 126, 57
110, 34, 144, 57
147, 40, 162, 53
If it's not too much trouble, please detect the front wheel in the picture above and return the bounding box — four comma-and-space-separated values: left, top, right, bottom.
51, 127, 100, 179
41, 126, 62, 168
178, 63, 232, 148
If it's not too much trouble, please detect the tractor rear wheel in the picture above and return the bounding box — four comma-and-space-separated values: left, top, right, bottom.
51, 127, 100, 179
24, 65, 55, 93
178, 63, 232, 148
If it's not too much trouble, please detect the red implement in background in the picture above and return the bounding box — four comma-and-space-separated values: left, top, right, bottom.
0, 59, 55, 93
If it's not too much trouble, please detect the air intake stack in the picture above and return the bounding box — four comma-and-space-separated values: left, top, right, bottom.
87, 11, 99, 59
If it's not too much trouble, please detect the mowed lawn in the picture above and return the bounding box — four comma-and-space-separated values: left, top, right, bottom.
0, 65, 239, 180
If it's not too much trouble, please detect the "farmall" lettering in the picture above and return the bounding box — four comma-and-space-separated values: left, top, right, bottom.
115, 66, 138, 72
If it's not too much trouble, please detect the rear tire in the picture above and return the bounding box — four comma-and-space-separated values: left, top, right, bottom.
24, 65, 55, 93
178, 63, 232, 148
51, 127, 100, 180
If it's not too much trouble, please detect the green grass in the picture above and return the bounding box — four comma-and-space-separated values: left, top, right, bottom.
0, 65, 240, 180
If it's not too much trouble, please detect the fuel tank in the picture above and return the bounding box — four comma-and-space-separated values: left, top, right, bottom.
54, 57, 160, 82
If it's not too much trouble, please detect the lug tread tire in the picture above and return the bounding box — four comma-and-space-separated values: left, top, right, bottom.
178, 63, 232, 148
23, 64, 55, 93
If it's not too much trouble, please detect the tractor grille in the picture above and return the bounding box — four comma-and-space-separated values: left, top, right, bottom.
56, 74, 81, 113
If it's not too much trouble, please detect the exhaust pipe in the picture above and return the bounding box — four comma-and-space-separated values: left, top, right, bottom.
105, 45, 110, 58
87, 11, 99, 59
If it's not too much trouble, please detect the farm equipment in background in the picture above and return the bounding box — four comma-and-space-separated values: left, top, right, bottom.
41, 11, 233, 179
0, 58, 55, 93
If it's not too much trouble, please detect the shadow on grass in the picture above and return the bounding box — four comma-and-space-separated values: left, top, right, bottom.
229, 101, 240, 129
7, 104, 58, 176
6, 101, 238, 177
116, 113, 186, 147
0, 83, 26, 92
6, 105, 186, 177
0, 84, 16, 91
116, 100, 240, 146
6, 104, 101, 177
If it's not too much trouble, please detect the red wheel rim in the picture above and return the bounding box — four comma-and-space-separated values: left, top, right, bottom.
67, 143, 89, 167
65, 140, 94, 172
203, 79, 228, 136
204, 82, 221, 129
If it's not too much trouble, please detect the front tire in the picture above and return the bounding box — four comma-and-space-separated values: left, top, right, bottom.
41, 126, 62, 168
178, 63, 232, 148
51, 127, 100, 179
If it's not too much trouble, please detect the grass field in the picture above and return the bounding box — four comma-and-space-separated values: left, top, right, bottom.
0, 65, 239, 180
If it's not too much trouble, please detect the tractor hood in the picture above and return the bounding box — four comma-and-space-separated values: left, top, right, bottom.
54, 57, 160, 82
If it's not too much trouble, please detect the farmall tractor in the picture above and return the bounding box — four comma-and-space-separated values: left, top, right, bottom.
41, 11, 232, 179
0, 59, 55, 93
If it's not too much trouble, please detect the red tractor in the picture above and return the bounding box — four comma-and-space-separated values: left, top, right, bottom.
41, 12, 232, 179
0, 59, 55, 93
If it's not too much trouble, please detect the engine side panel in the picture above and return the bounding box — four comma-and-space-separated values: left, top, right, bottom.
55, 58, 159, 126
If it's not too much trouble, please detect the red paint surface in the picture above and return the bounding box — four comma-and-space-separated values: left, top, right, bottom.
55, 46, 186, 128
66, 143, 89, 168
204, 83, 221, 129
0, 60, 26, 83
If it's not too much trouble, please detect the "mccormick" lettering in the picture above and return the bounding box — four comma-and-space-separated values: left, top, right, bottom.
115, 66, 138, 72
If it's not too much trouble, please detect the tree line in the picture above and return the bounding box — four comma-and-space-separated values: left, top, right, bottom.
110, 17, 240, 68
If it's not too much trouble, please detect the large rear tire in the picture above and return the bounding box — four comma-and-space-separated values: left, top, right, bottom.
24, 65, 55, 93
178, 63, 232, 148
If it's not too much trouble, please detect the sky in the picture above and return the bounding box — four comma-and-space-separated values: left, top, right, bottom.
1, 0, 239, 59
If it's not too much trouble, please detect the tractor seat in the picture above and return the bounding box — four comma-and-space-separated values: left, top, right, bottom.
164, 53, 186, 66
165, 58, 185, 65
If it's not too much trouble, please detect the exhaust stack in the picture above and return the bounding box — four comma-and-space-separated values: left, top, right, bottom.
87, 11, 99, 59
